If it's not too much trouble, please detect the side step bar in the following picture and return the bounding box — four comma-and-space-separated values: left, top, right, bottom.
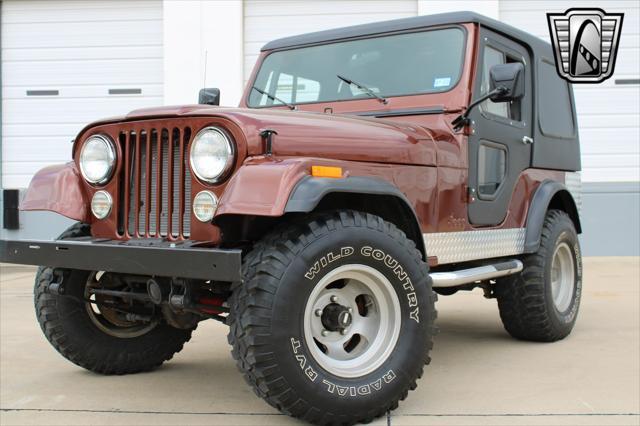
431, 260, 523, 288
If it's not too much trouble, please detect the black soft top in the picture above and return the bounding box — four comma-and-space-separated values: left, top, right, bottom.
261, 11, 552, 56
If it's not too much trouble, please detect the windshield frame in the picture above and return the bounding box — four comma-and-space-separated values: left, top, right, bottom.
246, 25, 468, 109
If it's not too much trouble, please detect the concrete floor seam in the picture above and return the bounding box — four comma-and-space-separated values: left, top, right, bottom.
2, 409, 638, 417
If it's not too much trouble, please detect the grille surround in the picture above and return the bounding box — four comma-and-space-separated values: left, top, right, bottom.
118, 127, 192, 239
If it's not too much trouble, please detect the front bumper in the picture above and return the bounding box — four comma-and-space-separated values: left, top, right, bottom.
0, 238, 242, 282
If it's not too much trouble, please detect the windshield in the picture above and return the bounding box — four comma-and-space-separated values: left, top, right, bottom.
248, 27, 465, 108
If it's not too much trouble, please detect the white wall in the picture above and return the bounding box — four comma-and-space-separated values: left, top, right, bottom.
163, 0, 243, 107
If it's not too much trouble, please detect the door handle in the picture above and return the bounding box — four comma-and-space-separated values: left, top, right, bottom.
521, 136, 534, 145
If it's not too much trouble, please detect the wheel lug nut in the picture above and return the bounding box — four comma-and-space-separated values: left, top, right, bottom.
321, 330, 330, 337
315, 309, 323, 317
330, 295, 338, 303
340, 329, 348, 335
348, 307, 353, 313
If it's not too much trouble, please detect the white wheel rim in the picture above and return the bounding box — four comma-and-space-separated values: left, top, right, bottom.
303, 264, 401, 378
550, 242, 575, 312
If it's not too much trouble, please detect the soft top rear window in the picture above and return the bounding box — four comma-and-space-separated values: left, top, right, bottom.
539, 59, 576, 138
249, 27, 465, 108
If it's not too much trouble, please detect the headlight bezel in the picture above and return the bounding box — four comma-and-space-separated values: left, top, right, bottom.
79, 134, 117, 186
189, 126, 236, 184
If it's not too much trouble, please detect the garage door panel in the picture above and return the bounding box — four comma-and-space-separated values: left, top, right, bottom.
574, 88, 640, 115
576, 113, 639, 130
245, 0, 417, 17
3, 174, 46, 189
2, 0, 158, 11
3, 123, 85, 138
244, 12, 416, 43
4, 59, 163, 86
3, 137, 73, 162
580, 127, 640, 154
2, 6, 161, 24
2, 84, 163, 100
2, 21, 162, 49
500, 0, 639, 12
3, 46, 163, 62
4, 97, 163, 124
607, 47, 640, 76
582, 167, 640, 183
1, 0, 164, 188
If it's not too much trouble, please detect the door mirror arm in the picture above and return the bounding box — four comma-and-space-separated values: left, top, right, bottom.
452, 86, 507, 131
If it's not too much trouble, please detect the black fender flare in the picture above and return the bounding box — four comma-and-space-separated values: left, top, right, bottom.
285, 176, 426, 258
524, 180, 582, 253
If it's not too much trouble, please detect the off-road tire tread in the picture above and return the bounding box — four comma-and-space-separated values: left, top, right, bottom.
227, 210, 436, 425
34, 222, 194, 375
496, 209, 577, 342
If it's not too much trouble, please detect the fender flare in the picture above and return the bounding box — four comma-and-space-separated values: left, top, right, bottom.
285, 176, 426, 258
20, 162, 89, 222
524, 180, 581, 253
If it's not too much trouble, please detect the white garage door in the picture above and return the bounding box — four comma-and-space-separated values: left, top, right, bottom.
1, 0, 163, 189
500, 0, 640, 183
243, 0, 418, 82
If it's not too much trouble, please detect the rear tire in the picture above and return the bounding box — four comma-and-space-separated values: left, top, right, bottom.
496, 210, 582, 342
34, 223, 194, 375
228, 210, 437, 425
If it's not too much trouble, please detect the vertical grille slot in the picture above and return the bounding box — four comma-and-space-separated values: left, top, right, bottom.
119, 126, 191, 239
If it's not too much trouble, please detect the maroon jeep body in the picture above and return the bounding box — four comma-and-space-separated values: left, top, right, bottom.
1, 12, 582, 425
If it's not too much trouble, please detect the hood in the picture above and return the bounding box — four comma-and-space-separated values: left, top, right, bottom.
81, 105, 441, 166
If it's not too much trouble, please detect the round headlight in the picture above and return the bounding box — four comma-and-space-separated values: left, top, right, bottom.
193, 191, 218, 222
91, 191, 113, 220
79, 135, 116, 185
190, 127, 234, 183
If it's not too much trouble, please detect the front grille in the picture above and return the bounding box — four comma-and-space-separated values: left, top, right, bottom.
118, 127, 192, 239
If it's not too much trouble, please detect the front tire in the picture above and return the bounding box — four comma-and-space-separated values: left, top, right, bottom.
496, 210, 582, 342
35, 223, 194, 375
228, 211, 437, 425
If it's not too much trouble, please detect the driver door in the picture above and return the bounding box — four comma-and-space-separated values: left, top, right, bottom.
467, 29, 533, 226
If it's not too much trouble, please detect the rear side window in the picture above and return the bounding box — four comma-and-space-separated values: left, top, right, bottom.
539, 60, 575, 138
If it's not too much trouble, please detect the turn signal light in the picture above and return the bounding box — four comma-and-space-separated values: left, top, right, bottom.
311, 166, 343, 178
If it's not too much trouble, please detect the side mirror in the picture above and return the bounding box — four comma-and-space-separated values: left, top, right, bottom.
452, 62, 525, 130
489, 62, 524, 102
198, 88, 220, 106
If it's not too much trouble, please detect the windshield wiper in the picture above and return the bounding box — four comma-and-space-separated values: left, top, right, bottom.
251, 86, 296, 110
337, 74, 388, 104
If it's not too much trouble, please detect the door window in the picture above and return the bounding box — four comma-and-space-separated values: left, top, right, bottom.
480, 45, 523, 122
480, 46, 509, 118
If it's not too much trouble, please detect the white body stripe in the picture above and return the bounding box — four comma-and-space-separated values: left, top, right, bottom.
424, 228, 526, 265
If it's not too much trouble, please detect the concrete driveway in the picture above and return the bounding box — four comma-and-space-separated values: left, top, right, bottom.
1, 258, 639, 426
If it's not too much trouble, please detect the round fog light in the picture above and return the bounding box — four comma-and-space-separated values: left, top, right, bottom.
193, 191, 218, 222
91, 191, 112, 219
